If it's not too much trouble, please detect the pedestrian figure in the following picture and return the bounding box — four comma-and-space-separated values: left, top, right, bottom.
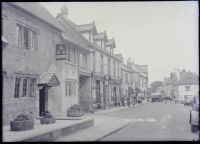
127, 96, 130, 106
121, 96, 124, 106
124, 97, 127, 106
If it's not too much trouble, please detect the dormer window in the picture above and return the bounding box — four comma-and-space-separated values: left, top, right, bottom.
89, 31, 93, 44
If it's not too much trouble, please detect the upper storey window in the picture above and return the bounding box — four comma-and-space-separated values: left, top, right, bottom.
89, 32, 93, 44
16, 24, 37, 50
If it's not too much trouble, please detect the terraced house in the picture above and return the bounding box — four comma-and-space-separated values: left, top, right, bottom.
56, 6, 122, 110
121, 57, 148, 101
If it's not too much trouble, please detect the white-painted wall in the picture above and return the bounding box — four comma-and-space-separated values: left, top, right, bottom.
177, 84, 199, 101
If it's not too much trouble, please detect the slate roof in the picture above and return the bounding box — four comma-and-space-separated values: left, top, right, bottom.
177, 72, 199, 85
7, 2, 64, 31
56, 13, 90, 50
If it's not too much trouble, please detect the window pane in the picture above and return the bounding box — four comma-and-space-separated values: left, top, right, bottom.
24, 28, 29, 48
16, 25, 22, 46
69, 82, 71, 96
22, 78, 28, 97
68, 48, 71, 62
14, 78, 20, 98
65, 82, 68, 96
30, 78, 36, 97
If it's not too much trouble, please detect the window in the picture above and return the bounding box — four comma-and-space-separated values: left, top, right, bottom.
101, 41, 104, 49
14, 76, 36, 98
80, 53, 87, 67
113, 60, 116, 76
89, 32, 93, 44
30, 78, 36, 97
68, 48, 75, 63
65, 81, 76, 96
16, 24, 37, 50
185, 86, 191, 91
100, 55, 103, 73
22, 78, 28, 97
117, 63, 119, 77
108, 58, 111, 75
125, 73, 128, 84
14, 77, 20, 98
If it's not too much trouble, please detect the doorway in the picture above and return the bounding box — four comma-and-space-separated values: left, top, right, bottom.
39, 87, 48, 116
96, 80, 101, 108
113, 86, 117, 106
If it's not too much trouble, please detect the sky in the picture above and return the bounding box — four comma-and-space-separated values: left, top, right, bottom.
41, 1, 199, 84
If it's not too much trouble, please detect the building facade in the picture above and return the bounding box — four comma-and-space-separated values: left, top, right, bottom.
2, 2, 64, 125
174, 71, 199, 102
2, 3, 150, 125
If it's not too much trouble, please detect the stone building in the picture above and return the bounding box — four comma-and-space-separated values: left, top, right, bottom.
2, 3, 150, 125
56, 6, 122, 111
121, 57, 148, 102
1, 2, 65, 125
56, 6, 92, 112
174, 70, 199, 102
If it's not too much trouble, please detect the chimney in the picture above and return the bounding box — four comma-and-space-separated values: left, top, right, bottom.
60, 5, 68, 19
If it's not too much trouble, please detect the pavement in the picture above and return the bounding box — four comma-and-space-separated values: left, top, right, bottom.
3, 117, 93, 142
57, 104, 149, 141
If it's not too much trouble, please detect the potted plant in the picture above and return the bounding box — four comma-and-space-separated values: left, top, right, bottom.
67, 104, 84, 117
40, 111, 56, 124
10, 112, 34, 131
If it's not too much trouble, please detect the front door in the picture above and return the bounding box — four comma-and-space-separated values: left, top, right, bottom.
39, 87, 48, 116
113, 86, 117, 106
96, 80, 101, 108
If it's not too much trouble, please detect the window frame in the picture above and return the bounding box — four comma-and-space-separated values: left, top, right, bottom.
14, 75, 37, 98
65, 80, 76, 96
16, 24, 37, 50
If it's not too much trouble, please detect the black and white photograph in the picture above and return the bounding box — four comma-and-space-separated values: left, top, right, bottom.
1, 1, 199, 142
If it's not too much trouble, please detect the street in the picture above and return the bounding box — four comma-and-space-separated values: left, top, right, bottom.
100, 102, 199, 141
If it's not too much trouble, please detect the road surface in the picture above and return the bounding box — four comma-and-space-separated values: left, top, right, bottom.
101, 102, 199, 141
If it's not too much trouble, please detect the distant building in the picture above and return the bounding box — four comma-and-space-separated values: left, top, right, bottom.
175, 71, 199, 102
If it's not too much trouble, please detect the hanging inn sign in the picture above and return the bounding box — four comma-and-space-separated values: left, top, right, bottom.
55, 44, 67, 60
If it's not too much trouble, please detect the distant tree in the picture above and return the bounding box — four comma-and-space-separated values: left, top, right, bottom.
150, 81, 163, 93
